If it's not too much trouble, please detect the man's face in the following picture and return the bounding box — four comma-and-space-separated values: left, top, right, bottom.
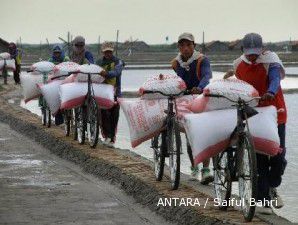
103, 50, 113, 60
245, 54, 259, 63
54, 51, 61, 58
178, 40, 195, 59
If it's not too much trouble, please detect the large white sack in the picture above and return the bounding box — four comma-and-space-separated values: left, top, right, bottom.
73, 73, 105, 83
182, 106, 281, 165
139, 74, 187, 99
119, 95, 195, 148
31, 61, 55, 73
5, 59, 16, 71
0, 52, 10, 60
53, 62, 80, 76
0, 59, 16, 71
60, 82, 115, 110
20, 72, 43, 103
78, 64, 103, 74
0, 60, 4, 70
38, 80, 64, 115
188, 78, 259, 113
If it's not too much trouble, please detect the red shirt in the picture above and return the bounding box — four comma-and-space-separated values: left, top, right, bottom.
235, 61, 287, 124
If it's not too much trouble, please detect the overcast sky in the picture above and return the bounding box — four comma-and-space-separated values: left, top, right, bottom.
1, 0, 297, 44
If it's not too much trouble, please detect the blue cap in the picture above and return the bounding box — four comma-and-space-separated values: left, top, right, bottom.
242, 33, 263, 55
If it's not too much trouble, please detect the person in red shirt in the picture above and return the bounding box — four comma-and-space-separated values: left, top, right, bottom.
224, 33, 287, 215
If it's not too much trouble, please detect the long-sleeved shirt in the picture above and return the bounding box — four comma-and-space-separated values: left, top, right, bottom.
173, 57, 212, 90
267, 63, 281, 95
96, 56, 124, 97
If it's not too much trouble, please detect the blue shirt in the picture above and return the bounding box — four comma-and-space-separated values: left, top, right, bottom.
174, 57, 212, 90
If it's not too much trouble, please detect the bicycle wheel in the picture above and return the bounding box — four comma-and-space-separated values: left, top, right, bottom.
238, 132, 257, 222
152, 131, 166, 181
73, 109, 78, 140
41, 107, 47, 126
213, 151, 232, 210
76, 106, 87, 144
64, 110, 71, 136
167, 118, 181, 190
3, 68, 8, 85
46, 109, 51, 128
87, 96, 100, 148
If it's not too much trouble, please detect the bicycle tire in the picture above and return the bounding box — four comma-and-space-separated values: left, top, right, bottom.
213, 151, 232, 210
87, 96, 100, 148
73, 109, 78, 140
167, 118, 181, 190
41, 107, 47, 126
46, 109, 51, 128
152, 131, 166, 181
238, 132, 257, 222
64, 110, 71, 136
77, 106, 87, 144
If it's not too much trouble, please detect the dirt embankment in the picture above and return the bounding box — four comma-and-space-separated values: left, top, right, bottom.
0, 83, 294, 225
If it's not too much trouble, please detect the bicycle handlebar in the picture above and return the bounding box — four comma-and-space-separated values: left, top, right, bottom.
142, 89, 191, 97
204, 93, 261, 103
68, 71, 102, 75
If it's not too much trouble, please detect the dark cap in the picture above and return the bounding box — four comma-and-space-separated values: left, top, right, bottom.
242, 33, 263, 55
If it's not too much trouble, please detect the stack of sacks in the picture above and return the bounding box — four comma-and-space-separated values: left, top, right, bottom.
0, 52, 15, 71
183, 78, 280, 165
120, 74, 194, 148
59, 64, 114, 110
20, 71, 43, 103
182, 106, 281, 165
139, 74, 187, 99
30, 61, 55, 74
187, 78, 259, 113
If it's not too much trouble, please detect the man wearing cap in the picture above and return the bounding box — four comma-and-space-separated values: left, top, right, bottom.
171, 32, 213, 185
8, 42, 22, 84
224, 33, 287, 214
70, 36, 94, 65
97, 42, 125, 148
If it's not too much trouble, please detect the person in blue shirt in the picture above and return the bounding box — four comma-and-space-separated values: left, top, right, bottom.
70, 36, 94, 65
171, 32, 213, 184
48, 45, 69, 65
48, 45, 69, 125
97, 42, 125, 148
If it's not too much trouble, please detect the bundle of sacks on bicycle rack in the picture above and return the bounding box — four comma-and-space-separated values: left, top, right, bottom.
20, 61, 115, 115
119, 74, 197, 148
120, 74, 281, 165
182, 78, 281, 165
0, 52, 16, 74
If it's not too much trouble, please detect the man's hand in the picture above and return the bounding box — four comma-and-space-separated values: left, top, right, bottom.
223, 70, 234, 79
100, 70, 108, 77
261, 92, 275, 101
191, 87, 203, 94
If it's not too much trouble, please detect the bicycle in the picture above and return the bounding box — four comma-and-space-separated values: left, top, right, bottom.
205, 93, 260, 222
27, 68, 53, 127
72, 71, 102, 148
143, 89, 190, 190
1, 59, 8, 85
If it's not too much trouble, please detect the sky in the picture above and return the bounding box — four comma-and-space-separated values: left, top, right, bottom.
0, 0, 298, 44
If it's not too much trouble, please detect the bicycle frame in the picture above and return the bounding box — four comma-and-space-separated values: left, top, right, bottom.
220, 98, 259, 181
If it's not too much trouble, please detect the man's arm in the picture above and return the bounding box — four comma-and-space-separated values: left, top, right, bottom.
267, 63, 281, 95
198, 57, 212, 90
85, 51, 94, 64
106, 60, 124, 78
